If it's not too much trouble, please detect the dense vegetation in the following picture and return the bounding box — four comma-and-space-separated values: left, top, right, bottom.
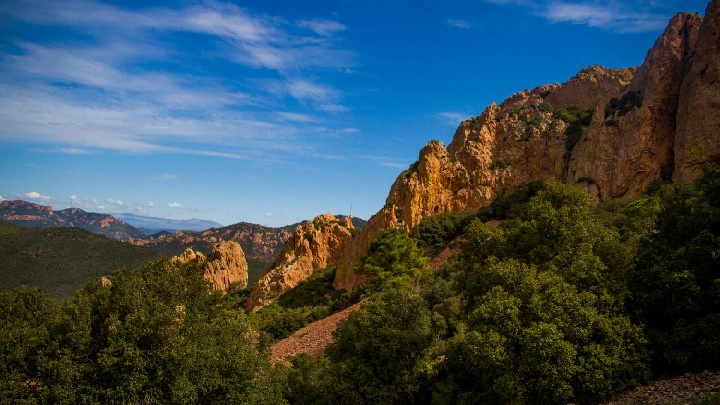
0, 260, 282, 404
2, 169, 719, 403
0, 222, 160, 299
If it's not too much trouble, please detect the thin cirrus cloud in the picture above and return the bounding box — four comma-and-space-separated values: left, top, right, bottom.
0, 0, 355, 161
447, 19, 473, 29
436, 111, 471, 126
482, 0, 677, 32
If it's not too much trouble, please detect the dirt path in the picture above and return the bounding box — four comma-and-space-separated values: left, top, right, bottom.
606, 370, 720, 404
270, 301, 363, 365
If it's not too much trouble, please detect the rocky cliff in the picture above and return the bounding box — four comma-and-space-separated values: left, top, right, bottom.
675, 0, 720, 180
246, 214, 354, 311
172, 240, 248, 293
334, 2, 719, 291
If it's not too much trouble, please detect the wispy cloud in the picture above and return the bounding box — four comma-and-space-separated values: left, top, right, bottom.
168, 202, 184, 209
436, 111, 470, 126
0, 0, 355, 161
0, 195, 7, 202
482, 0, 675, 32
296, 19, 348, 36
541, 2, 669, 32
60, 148, 92, 154
447, 19, 473, 29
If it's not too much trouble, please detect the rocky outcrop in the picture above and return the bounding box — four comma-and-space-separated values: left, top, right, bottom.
334, 3, 720, 291
544, 65, 635, 111
675, 1, 720, 180
172, 240, 248, 293
246, 214, 353, 311
570, 12, 702, 199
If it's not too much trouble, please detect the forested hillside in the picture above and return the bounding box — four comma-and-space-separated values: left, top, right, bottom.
0, 222, 160, 299
2, 167, 719, 403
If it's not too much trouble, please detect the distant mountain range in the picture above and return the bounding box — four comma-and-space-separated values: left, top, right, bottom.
0, 199, 368, 291
0, 200, 145, 241
113, 212, 224, 235
0, 200, 228, 241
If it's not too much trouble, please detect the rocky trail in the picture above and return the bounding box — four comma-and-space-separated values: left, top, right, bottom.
607, 371, 720, 404
270, 301, 363, 365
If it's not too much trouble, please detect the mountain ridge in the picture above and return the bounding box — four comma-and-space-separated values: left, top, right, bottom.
333, 5, 720, 290
0, 200, 145, 241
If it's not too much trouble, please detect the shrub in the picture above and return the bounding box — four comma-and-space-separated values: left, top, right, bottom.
553, 106, 593, 150
539, 102, 554, 113
413, 211, 475, 255
489, 159, 510, 170
605, 91, 643, 118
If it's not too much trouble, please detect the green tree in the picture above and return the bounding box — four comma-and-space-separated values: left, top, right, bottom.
630, 169, 720, 373
2, 259, 282, 404
432, 181, 648, 404
325, 289, 436, 404
438, 259, 647, 404
462, 180, 632, 307
0, 286, 58, 403
357, 228, 431, 290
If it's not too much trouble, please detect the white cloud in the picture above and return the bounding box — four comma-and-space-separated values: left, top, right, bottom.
447, 19, 472, 29
0, 195, 6, 202
22, 191, 52, 202
264, 212, 274, 217
168, 202, 184, 209
106, 198, 125, 207
148, 201, 155, 208
0, 0, 354, 161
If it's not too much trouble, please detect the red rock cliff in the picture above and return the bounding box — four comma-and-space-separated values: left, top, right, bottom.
334, 3, 719, 291
172, 240, 248, 293
246, 214, 353, 311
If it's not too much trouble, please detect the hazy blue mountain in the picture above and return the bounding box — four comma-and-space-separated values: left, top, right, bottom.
113, 213, 224, 234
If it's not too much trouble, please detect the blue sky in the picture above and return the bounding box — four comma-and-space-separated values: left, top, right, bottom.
0, 0, 710, 227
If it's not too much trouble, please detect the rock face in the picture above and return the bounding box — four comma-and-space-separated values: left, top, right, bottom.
172, 241, 248, 293
246, 214, 354, 311
675, 1, 720, 180
334, 3, 720, 291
